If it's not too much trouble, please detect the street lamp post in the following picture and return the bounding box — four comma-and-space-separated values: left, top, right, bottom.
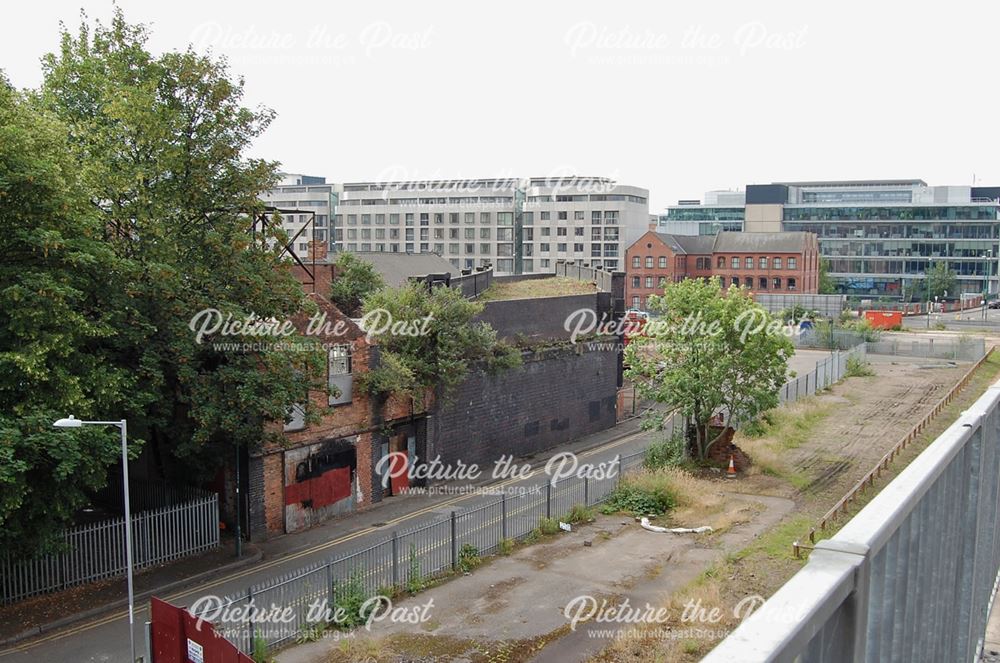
926, 261, 932, 330
984, 250, 992, 320
54, 416, 135, 663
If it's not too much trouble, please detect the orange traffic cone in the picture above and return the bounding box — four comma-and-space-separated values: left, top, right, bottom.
726, 454, 737, 479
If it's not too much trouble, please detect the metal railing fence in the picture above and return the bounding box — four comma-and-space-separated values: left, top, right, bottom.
1, 490, 219, 604
704, 379, 1000, 663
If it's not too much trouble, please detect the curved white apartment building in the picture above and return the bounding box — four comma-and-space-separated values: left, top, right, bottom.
263, 175, 649, 275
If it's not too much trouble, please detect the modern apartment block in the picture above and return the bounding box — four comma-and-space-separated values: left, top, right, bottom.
259, 173, 336, 260
657, 179, 1000, 297
625, 230, 820, 310
262, 175, 649, 275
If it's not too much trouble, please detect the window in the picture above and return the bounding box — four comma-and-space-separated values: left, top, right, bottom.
481, 212, 491, 224
328, 344, 352, 406
389, 213, 400, 225
465, 243, 475, 254
361, 229, 372, 240
465, 227, 475, 239
789, 257, 798, 269
434, 213, 444, 225
632, 276, 640, 288
449, 228, 459, 240
497, 258, 514, 272
348, 214, 357, 225
759, 257, 768, 269
575, 227, 584, 236
375, 214, 385, 225
720, 277, 727, 288
449, 243, 460, 254
420, 213, 429, 226
540, 243, 550, 252
574, 243, 584, 252
731, 257, 739, 269
592, 228, 602, 241
717, 256, 725, 268
405, 213, 414, 226
659, 256, 667, 268
480, 228, 491, 239
557, 243, 567, 252
645, 276, 653, 288
645, 256, 654, 268
745, 276, 752, 290
759, 277, 768, 289
480, 243, 490, 254
632, 256, 641, 268
632, 296, 640, 308
465, 212, 475, 224
497, 228, 513, 241
592, 211, 602, 223
362, 214, 371, 225
347, 229, 357, 240
523, 212, 534, 225
557, 227, 567, 237
745, 256, 753, 269
732, 276, 740, 287
558, 211, 568, 220
540, 211, 550, 220
773, 257, 782, 269
497, 212, 513, 226
788, 277, 797, 290
773, 277, 782, 289
450, 213, 459, 225
574, 211, 585, 220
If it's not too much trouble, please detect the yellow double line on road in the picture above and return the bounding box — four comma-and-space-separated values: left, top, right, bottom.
0, 430, 644, 656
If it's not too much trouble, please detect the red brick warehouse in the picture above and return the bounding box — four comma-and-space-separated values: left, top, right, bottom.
625, 230, 820, 310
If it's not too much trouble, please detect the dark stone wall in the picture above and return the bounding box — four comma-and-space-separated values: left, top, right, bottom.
476, 293, 601, 341
429, 344, 619, 471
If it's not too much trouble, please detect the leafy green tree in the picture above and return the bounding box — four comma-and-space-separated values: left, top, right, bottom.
0, 76, 142, 553
329, 252, 386, 317
36, 11, 323, 479
925, 262, 957, 301
0, 10, 326, 553
359, 283, 521, 400
818, 258, 836, 294
625, 278, 793, 460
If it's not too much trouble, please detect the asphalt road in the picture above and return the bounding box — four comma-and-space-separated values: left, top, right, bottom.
902, 305, 1000, 331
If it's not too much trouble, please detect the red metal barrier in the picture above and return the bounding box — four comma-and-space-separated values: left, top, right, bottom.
150, 597, 254, 663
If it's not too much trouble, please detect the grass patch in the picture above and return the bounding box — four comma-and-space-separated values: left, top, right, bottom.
477, 277, 596, 302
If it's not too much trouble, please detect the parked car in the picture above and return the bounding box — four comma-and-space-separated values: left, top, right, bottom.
988, 300, 1000, 310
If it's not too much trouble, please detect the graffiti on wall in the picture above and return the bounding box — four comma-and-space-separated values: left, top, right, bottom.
284, 437, 357, 532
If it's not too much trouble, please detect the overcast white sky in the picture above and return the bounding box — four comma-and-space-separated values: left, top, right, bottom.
5, 0, 999, 210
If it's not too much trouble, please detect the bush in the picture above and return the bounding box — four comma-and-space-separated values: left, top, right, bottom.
603, 470, 680, 516
499, 537, 515, 556
643, 432, 686, 469
565, 504, 594, 524
538, 517, 561, 535
331, 572, 380, 629
457, 543, 481, 573
252, 633, 273, 663
845, 356, 875, 378
742, 411, 775, 438
406, 544, 423, 594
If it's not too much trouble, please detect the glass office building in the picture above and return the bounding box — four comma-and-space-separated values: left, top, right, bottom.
658, 180, 1000, 297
